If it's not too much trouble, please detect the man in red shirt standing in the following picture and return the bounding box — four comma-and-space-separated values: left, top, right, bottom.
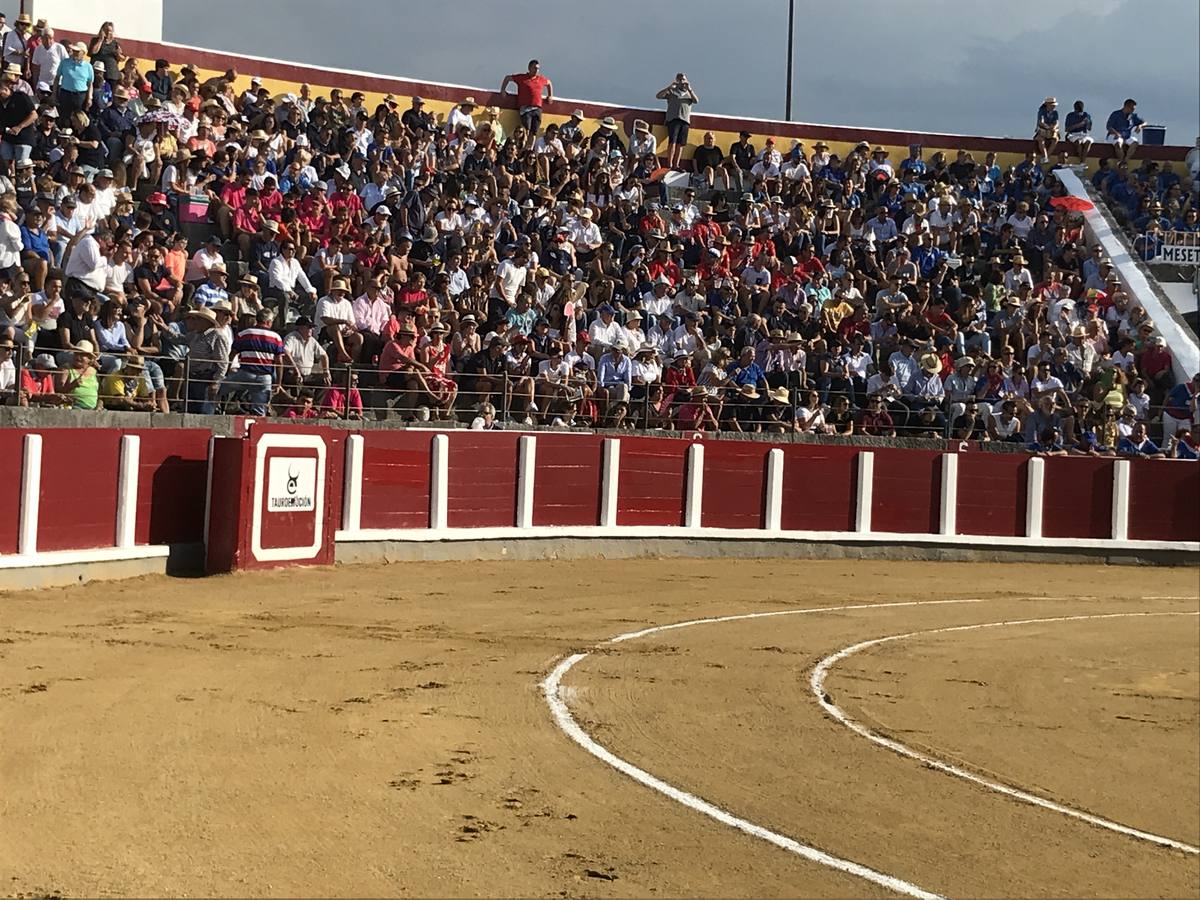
501, 59, 552, 149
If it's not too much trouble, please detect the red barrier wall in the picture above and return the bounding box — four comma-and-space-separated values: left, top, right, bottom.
780, 445, 860, 533
447, 432, 519, 528
3, 428, 1198, 575
1129, 460, 1200, 543
957, 453, 1028, 538
0, 430, 23, 555
872, 449, 942, 534
533, 434, 604, 527
1042, 457, 1115, 539
700, 441, 768, 530
134, 430, 212, 545
38, 430, 122, 552
616, 437, 688, 527
360, 430, 433, 530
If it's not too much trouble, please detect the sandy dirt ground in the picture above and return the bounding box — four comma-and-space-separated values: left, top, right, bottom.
1, 559, 1197, 898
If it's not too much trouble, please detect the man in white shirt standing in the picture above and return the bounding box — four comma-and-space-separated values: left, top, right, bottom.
31, 28, 67, 88
63, 224, 110, 300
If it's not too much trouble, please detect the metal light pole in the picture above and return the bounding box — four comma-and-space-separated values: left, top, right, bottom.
785, 0, 795, 120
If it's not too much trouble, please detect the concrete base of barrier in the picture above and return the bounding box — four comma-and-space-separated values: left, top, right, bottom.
0, 547, 171, 592
0, 544, 205, 592
333, 536, 1199, 568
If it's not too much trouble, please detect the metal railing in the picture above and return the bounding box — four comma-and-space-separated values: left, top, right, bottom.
3, 342, 1195, 454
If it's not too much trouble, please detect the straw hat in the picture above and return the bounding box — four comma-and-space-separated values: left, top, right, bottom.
738, 383, 760, 400
919, 352, 942, 375
73, 339, 97, 356
599, 116, 617, 130
768, 386, 790, 404
186, 307, 218, 326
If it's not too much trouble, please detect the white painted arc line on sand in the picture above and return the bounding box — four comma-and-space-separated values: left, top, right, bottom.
811, 611, 1200, 856
545, 597, 1014, 900
543, 654, 944, 900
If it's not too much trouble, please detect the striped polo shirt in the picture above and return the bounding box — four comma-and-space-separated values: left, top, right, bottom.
231, 327, 285, 376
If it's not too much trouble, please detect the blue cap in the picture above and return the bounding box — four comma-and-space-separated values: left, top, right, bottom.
599, 304, 615, 314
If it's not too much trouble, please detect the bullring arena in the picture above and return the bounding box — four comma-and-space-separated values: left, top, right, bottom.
2, 424, 1199, 898
3, 559, 1198, 897
2, 2, 1199, 896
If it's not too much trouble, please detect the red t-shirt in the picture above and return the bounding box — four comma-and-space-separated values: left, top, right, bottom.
511, 72, 550, 108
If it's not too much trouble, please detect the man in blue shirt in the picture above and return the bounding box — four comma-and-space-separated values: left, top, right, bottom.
1117, 423, 1163, 457
899, 144, 926, 177
1063, 100, 1094, 164
1106, 98, 1145, 163
52, 41, 93, 116
727, 345, 767, 391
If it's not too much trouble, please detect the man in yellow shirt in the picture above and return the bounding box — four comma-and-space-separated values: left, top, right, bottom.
822, 290, 856, 333
101, 355, 155, 411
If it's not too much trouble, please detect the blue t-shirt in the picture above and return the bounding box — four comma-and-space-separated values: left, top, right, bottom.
20, 225, 50, 261
1036, 104, 1059, 129
57, 58, 94, 93
1064, 111, 1092, 135
728, 361, 765, 387
1118, 436, 1160, 456
1106, 109, 1144, 139
1164, 382, 1196, 418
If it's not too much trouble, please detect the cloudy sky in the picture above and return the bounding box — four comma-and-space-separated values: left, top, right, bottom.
165, 0, 1198, 143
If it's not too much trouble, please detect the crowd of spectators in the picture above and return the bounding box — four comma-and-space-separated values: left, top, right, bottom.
0, 19, 1195, 459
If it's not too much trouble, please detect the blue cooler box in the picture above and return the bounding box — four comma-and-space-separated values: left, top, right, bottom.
1142, 125, 1166, 146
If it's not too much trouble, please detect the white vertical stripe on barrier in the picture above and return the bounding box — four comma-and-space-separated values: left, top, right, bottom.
19, 433, 42, 556
517, 435, 537, 528
1025, 456, 1045, 539
1111, 459, 1131, 541
684, 443, 704, 528
600, 438, 621, 527
341, 434, 364, 532
115, 434, 141, 549
855, 451, 874, 533
202, 435, 216, 553
939, 453, 959, 536
764, 448, 784, 532
430, 433, 449, 530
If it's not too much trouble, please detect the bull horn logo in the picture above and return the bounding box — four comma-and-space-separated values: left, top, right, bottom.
286, 463, 300, 495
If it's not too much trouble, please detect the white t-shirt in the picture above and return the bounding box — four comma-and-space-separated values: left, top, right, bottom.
185, 247, 225, 283
284, 331, 329, 376
104, 260, 133, 294
64, 233, 106, 289
492, 258, 527, 305
1031, 375, 1064, 395
33, 41, 69, 85
315, 295, 354, 332
537, 358, 571, 382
